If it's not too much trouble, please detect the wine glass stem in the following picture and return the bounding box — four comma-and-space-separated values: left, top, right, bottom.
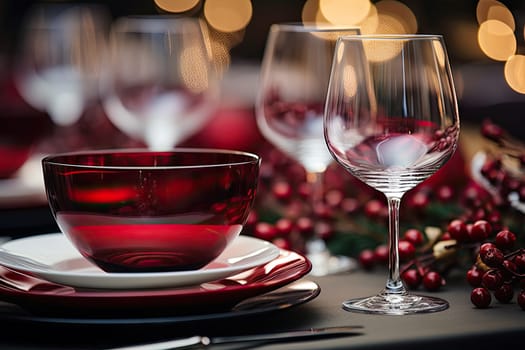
384, 195, 406, 295
306, 171, 323, 207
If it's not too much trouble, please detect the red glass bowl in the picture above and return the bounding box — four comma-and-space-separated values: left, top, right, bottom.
42, 149, 260, 273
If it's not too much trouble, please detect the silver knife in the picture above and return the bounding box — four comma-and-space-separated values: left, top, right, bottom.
109, 326, 364, 350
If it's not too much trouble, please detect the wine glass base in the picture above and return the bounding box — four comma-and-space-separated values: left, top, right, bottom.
342, 292, 449, 315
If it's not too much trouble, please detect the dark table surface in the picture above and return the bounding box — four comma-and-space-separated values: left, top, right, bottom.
0, 199, 524, 349
0, 247, 523, 350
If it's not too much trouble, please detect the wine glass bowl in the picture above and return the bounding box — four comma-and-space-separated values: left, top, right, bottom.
256, 23, 360, 276
102, 16, 218, 150
42, 149, 260, 273
14, 3, 109, 126
324, 34, 459, 314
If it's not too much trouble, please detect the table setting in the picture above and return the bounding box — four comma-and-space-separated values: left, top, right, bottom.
1, 2, 525, 349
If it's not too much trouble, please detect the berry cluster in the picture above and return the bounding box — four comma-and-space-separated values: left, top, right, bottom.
244, 119, 525, 312
468, 231, 525, 310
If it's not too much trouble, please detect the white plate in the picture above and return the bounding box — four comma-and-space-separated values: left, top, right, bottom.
0, 233, 280, 290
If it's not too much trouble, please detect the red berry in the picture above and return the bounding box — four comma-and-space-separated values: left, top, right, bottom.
254, 222, 278, 241
479, 242, 496, 256
274, 218, 294, 236
481, 270, 504, 290
341, 197, 359, 214
436, 185, 454, 201
364, 199, 383, 218
408, 191, 430, 210
517, 290, 525, 310
447, 219, 469, 242
466, 267, 483, 287
514, 254, 525, 272
313, 202, 334, 220
423, 271, 444, 291
358, 249, 376, 270
272, 181, 293, 201
440, 232, 452, 240
398, 240, 416, 261
480, 246, 504, 267
373, 244, 388, 264
296, 217, 314, 236
494, 284, 514, 303
468, 220, 492, 242
471, 287, 491, 308
404, 229, 424, 246
402, 269, 422, 289
272, 237, 291, 250
314, 221, 334, 240
297, 182, 311, 199
495, 230, 516, 250
325, 189, 343, 208
501, 260, 517, 281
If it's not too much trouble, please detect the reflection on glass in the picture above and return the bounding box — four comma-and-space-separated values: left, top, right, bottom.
102, 16, 219, 150
15, 4, 109, 126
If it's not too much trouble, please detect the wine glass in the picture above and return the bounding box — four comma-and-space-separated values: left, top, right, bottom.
101, 16, 218, 151
256, 23, 359, 276
324, 34, 459, 314
14, 3, 109, 126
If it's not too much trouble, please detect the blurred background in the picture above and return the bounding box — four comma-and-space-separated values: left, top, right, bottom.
1, 0, 525, 152
1, 0, 525, 238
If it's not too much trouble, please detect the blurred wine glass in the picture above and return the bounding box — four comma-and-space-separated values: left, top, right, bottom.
256, 23, 359, 276
324, 34, 459, 314
101, 16, 219, 150
14, 4, 109, 126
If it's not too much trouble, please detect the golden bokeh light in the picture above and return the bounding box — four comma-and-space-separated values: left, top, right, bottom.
477, 0, 515, 30
375, 0, 417, 34
180, 44, 210, 93
478, 19, 516, 61
319, 0, 370, 26
364, 36, 404, 62
208, 38, 231, 77
342, 63, 358, 98
204, 0, 252, 33
154, 0, 200, 13
504, 54, 525, 94
302, 0, 329, 24
358, 3, 379, 34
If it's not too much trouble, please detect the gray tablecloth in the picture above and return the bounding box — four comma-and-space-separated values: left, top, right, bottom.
0, 268, 523, 349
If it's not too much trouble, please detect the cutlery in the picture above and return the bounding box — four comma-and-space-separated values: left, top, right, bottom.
108, 326, 364, 350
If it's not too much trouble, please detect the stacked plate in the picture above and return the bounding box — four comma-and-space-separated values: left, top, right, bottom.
0, 233, 317, 325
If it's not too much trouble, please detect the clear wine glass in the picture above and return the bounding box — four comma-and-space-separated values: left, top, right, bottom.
14, 3, 109, 126
101, 16, 218, 151
256, 23, 359, 276
324, 34, 459, 314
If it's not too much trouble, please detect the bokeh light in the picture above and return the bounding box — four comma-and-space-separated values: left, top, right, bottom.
180, 44, 210, 93
358, 3, 379, 34
504, 54, 525, 94
204, 0, 252, 33
477, 0, 515, 30
154, 0, 200, 13
302, 0, 328, 24
375, 0, 417, 34
342, 64, 358, 98
319, 0, 370, 26
478, 19, 516, 61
